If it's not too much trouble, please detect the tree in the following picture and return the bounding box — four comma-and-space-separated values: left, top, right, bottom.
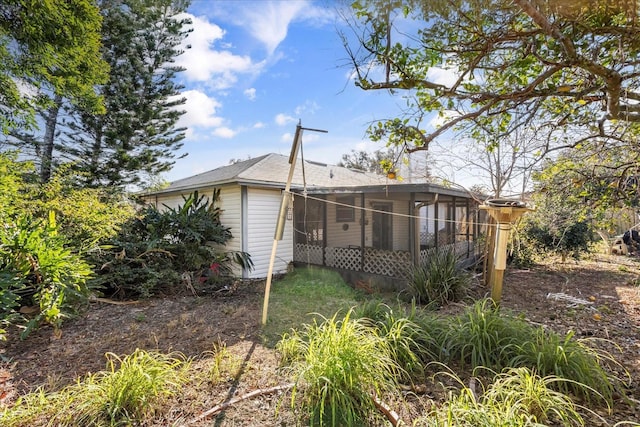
338, 148, 397, 174
63, 0, 191, 187
0, 0, 107, 134
7, 0, 191, 185
434, 120, 544, 197
533, 139, 640, 232
345, 1, 640, 157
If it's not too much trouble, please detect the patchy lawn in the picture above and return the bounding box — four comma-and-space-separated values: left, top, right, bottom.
1, 255, 639, 426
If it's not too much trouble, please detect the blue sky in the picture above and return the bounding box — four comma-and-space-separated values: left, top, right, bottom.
167, 0, 427, 182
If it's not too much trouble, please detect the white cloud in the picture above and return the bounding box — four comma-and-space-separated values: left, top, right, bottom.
175, 89, 223, 129
426, 67, 460, 88
213, 127, 236, 138
253, 121, 266, 129
176, 14, 261, 86
244, 88, 257, 100
281, 132, 293, 142
212, 1, 334, 56
275, 113, 296, 126
242, 2, 307, 55
294, 100, 319, 116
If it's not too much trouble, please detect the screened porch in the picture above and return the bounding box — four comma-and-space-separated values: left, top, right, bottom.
291, 184, 486, 280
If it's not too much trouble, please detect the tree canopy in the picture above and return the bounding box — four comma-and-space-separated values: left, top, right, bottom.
0, 0, 107, 132
346, 0, 640, 157
64, 0, 191, 188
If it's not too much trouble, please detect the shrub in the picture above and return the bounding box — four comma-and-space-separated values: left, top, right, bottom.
510, 329, 617, 404
354, 301, 436, 380
440, 299, 620, 404
277, 310, 402, 426
441, 299, 529, 369
89, 190, 252, 298
0, 213, 93, 339
408, 247, 471, 307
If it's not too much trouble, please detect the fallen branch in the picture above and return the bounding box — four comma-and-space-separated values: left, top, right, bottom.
182, 383, 294, 426
373, 396, 402, 426
182, 383, 403, 426
88, 295, 140, 305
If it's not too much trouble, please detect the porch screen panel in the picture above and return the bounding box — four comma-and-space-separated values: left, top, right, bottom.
455, 205, 468, 242
294, 196, 324, 245
438, 203, 454, 246
419, 205, 436, 248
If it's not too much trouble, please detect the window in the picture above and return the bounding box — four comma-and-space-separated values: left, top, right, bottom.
336, 196, 355, 222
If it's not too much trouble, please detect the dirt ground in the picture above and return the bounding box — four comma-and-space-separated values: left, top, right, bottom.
1, 254, 639, 426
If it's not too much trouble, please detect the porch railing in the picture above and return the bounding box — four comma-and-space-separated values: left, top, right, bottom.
294, 240, 479, 279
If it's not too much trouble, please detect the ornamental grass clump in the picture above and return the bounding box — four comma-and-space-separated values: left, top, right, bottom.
277, 310, 403, 426
441, 299, 529, 369
415, 367, 586, 426
354, 300, 439, 380
408, 247, 472, 307
510, 329, 619, 404
441, 299, 621, 405
0, 349, 190, 427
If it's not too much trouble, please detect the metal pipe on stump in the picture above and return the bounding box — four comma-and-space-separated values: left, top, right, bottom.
480, 199, 532, 305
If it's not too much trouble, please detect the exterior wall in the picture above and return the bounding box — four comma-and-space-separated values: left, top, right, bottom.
326, 195, 362, 248
246, 187, 293, 278
142, 185, 245, 275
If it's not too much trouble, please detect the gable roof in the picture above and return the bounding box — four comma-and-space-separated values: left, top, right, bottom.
150, 153, 397, 195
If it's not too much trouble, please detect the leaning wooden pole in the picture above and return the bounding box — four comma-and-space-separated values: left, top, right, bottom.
261, 122, 327, 325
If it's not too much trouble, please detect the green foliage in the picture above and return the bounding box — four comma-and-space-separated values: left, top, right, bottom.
0, 152, 33, 222
277, 310, 402, 426
0, 349, 189, 426
408, 247, 472, 307
0, 153, 136, 251
415, 367, 585, 426
64, 0, 191, 188
510, 330, 618, 404
261, 267, 362, 346
24, 166, 137, 251
0, 213, 93, 339
441, 299, 529, 370
90, 190, 252, 298
440, 300, 619, 404
519, 188, 597, 261
353, 300, 434, 382
347, 0, 640, 187
337, 147, 401, 175
0, 0, 107, 132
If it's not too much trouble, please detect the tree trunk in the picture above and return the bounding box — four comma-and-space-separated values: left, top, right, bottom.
40, 94, 63, 183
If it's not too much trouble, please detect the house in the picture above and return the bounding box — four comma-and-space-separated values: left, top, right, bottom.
142, 153, 486, 287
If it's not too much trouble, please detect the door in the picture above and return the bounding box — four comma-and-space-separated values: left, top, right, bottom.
371, 203, 393, 250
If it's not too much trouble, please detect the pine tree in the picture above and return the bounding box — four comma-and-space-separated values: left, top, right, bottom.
65, 0, 191, 187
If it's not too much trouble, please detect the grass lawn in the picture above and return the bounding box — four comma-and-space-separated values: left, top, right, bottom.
261, 267, 365, 345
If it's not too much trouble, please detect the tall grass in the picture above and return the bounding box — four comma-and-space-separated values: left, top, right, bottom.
0, 349, 190, 426
441, 299, 529, 369
408, 247, 472, 307
355, 301, 428, 381
414, 367, 586, 426
510, 329, 619, 403
440, 299, 620, 404
277, 310, 403, 426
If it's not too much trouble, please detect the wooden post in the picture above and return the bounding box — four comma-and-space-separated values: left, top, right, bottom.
480, 200, 532, 305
